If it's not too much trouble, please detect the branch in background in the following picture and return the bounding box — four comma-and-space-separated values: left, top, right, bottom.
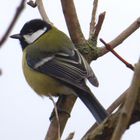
91, 12, 106, 40
82, 110, 120, 140
36, 0, 53, 25
82, 58, 140, 140
45, 95, 76, 140
98, 17, 140, 57
0, 0, 25, 46
82, 88, 128, 139
49, 96, 61, 140
89, 0, 99, 38
61, 0, 86, 45
100, 38, 134, 71
27, 0, 53, 25
111, 59, 140, 140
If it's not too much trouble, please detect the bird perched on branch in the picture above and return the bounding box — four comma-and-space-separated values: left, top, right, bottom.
10, 19, 108, 123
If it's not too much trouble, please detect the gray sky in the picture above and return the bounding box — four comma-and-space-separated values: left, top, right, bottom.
0, 0, 140, 139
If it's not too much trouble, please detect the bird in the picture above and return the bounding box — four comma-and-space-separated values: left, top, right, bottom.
10, 19, 108, 123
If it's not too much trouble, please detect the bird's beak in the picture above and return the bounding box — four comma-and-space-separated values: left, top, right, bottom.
10, 34, 22, 39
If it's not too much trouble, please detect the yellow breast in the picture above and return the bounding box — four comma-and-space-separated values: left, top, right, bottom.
22, 51, 74, 96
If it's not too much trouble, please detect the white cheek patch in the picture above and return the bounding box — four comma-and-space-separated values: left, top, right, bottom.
23, 27, 47, 44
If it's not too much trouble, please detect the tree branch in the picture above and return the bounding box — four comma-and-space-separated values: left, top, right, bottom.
82, 58, 140, 140
27, 0, 53, 25
91, 12, 106, 40
89, 0, 99, 39
0, 0, 25, 46
45, 95, 76, 140
111, 58, 140, 140
49, 96, 61, 140
82, 87, 128, 139
60, 0, 86, 45
98, 17, 140, 57
36, 0, 53, 25
100, 38, 134, 71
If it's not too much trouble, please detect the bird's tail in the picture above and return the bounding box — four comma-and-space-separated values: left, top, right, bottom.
75, 88, 108, 123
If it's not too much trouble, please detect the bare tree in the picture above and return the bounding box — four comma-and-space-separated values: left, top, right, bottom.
1, 0, 140, 140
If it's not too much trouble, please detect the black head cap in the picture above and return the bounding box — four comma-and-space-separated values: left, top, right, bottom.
11, 19, 52, 50
20, 19, 51, 35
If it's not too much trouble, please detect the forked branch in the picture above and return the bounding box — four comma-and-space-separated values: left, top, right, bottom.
98, 17, 140, 57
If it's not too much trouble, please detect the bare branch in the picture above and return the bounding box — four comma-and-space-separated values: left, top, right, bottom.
27, 0, 53, 25
82, 58, 140, 140
82, 88, 128, 139
111, 58, 140, 140
90, 12, 106, 40
100, 38, 134, 71
49, 96, 61, 140
36, 0, 53, 25
89, 0, 99, 38
98, 17, 140, 57
45, 95, 76, 140
0, 0, 25, 46
60, 0, 86, 45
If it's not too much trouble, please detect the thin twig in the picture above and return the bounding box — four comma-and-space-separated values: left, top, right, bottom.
91, 12, 106, 40
27, 0, 53, 25
60, 0, 86, 44
89, 0, 99, 38
111, 59, 140, 140
36, 0, 53, 25
100, 38, 134, 71
98, 17, 140, 57
82, 60, 140, 140
45, 95, 76, 140
49, 96, 61, 140
0, 0, 25, 46
82, 88, 128, 139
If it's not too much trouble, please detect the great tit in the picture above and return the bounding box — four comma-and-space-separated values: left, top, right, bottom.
10, 19, 108, 123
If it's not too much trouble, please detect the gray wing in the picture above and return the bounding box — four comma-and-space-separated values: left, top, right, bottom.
26, 49, 99, 91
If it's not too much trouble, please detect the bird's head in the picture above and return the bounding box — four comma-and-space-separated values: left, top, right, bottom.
10, 19, 52, 50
